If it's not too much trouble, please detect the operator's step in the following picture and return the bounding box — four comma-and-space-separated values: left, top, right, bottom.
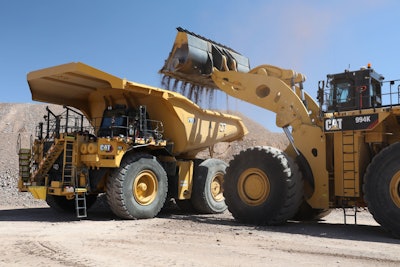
75, 188, 88, 219
342, 206, 358, 225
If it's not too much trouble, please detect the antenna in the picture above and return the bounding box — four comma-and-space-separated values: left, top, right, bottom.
345, 64, 350, 72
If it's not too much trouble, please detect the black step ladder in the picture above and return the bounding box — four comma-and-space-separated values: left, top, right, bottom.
75, 188, 87, 218
343, 206, 358, 225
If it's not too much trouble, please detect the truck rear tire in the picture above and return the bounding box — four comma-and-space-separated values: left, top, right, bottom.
224, 146, 303, 225
364, 142, 400, 238
107, 153, 168, 219
191, 159, 228, 214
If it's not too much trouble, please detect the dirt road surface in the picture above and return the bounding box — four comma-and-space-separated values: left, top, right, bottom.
1, 201, 399, 267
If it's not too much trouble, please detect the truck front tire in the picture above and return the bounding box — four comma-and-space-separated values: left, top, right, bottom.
107, 153, 168, 219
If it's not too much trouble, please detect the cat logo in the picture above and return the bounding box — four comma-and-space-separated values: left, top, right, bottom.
325, 118, 343, 131
99, 144, 113, 152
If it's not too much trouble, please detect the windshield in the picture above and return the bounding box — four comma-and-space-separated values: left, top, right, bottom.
335, 82, 352, 104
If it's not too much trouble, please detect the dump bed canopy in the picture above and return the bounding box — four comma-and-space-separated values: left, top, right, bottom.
27, 62, 247, 156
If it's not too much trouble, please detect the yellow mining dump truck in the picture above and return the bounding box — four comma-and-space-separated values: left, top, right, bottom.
18, 62, 247, 219
161, 28, 400, 238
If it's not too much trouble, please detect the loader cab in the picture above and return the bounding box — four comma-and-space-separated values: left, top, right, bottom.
321, 65, 384, 112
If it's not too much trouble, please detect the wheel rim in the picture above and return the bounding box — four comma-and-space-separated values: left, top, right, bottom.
390, 171, 400, 208
237, 168, 270, 206
210, 172, 224, 202
133, 170, 158, 206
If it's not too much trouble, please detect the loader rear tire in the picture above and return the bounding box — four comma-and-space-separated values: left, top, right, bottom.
46, 194, 98, 213
191, 159, 228, 214
224, 146, 303, 225
107, 153, 168, 219
364, 142, 400, 238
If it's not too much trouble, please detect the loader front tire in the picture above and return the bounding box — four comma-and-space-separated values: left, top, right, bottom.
191, 159, 228, 214
107, 153, 168, 219
224, 146, 303, 225
364, 142, 400, 238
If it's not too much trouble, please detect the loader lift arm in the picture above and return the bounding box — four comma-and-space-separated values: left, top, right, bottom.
211, 65, 319, 129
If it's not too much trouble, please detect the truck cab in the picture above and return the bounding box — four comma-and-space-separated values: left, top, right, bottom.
322, 64, 384, 112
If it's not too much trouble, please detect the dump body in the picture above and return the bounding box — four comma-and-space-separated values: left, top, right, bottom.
28, 62, 247, 157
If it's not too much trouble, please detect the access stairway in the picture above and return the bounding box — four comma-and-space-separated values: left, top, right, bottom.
18, 134, 88, 218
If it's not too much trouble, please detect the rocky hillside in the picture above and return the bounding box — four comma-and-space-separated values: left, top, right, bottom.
0, 103, 287, 207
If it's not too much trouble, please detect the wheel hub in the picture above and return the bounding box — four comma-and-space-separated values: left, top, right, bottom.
237, 168, 270, 206
390, 171, 400, 208
133, 170, 158, 206
210, 172, 224, 202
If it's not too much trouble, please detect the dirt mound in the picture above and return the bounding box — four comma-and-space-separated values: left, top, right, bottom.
0, 103, 61, 207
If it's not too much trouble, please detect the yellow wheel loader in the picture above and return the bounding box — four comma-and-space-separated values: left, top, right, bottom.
18, 62, 247, 219
161, 27, 400, 238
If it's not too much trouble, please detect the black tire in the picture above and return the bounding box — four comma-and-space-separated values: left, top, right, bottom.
191, 159, 228, 214
364, 142, 400, 238
106, 153, 168, 219
46, 194, 98, 213
293, 201, 331, 221
224, 146, 303, 225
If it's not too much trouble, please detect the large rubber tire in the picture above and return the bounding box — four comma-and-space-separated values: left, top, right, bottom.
191, 159, 228, 214
106, 153, 168, 219
46, 194, 98, 213
363, 142, 400, 238
224, 146, 303, 225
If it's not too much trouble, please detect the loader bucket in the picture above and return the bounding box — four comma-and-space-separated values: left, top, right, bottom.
160, 27, 250, 90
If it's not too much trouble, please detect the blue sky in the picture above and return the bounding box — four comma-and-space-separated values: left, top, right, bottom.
1, 0, 399, 132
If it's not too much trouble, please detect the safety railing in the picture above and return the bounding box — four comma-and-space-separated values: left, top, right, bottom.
381, 79, 400, 107
35, 106, 94, 140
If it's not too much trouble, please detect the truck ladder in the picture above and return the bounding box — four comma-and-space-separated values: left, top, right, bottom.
18, 148, 32, 190
341, 131, 358, 224
62, 137, 75, 185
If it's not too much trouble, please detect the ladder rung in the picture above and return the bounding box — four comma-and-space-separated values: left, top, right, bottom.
75, 188, 87, 193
